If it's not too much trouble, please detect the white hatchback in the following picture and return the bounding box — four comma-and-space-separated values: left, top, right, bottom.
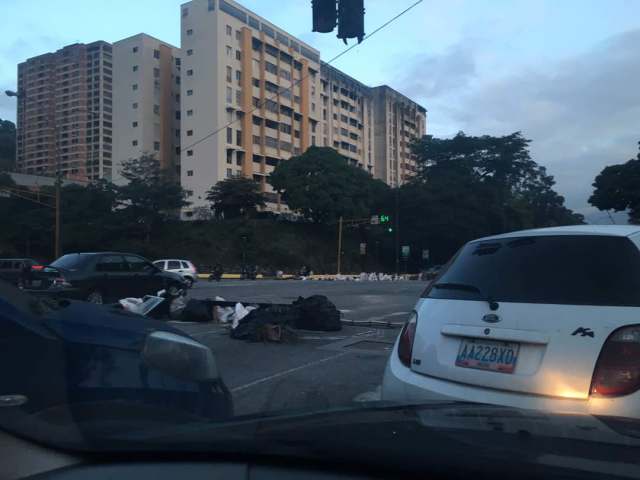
383, 225, 640, 419
153, 259, 198, 288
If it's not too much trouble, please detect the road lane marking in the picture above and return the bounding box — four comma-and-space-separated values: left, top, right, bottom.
231, 351, 350, 393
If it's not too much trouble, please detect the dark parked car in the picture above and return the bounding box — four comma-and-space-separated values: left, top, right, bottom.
0, 279, 232, 424
0, 258, 41, 286
24, 252, 187, 304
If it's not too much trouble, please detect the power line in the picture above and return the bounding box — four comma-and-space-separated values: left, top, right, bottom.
179, 0, 424, 154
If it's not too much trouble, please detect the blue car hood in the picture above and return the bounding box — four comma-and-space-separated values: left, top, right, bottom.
44, 301, 185, 351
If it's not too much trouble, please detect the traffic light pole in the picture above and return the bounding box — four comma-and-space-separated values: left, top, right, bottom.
394, 187, 400, 275
336, 216, 343, 275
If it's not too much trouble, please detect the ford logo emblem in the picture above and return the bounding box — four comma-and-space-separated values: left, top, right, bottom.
482, 314, 500, 323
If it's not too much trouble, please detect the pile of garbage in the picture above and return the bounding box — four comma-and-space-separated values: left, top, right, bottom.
119, 292, 342, 343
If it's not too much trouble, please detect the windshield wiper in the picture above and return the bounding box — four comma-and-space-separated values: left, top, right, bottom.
432, 282, 499, 311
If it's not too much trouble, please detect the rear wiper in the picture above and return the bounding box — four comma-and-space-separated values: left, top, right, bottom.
432, 282, 499, 311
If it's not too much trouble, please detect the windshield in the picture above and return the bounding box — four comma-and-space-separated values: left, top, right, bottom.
1, 0, 640, 477
429, 235, 640, 306
50, 254, 93, 271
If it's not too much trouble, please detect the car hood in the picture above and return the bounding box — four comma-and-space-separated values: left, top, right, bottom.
5, 401, 640, 479
44, 300, 186, 351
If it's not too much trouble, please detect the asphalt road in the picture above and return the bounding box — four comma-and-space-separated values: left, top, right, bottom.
169, 280, 426, 417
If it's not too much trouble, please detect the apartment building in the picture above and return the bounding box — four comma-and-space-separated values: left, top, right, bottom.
180, 0, 323, 215
113, 34, 181, 184
372, 86, 427, 187
320, 62, 375, 174
15, 41, 114, 181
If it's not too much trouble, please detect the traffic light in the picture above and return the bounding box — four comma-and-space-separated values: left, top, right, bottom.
387, 227, 394, 233
312, 0, 337, 33
337, 0, 365, 43
379, 214, 390, 224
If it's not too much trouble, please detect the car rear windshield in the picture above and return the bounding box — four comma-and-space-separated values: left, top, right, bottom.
426, 235, 640, 306
50, 254, 93, 271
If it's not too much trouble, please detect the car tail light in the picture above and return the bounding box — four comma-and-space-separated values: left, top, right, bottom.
52, 276, 72, 288
31, 265, 44, 271
398, 311, 418, 367
591, 326, 640, 397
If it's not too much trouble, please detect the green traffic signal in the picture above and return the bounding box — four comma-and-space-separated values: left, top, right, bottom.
380, 214, 390, 224
387, 227, 393, 233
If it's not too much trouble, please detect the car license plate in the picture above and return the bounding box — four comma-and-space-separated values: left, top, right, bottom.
456, 339, 519, 374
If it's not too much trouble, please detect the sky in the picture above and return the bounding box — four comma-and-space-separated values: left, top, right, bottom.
1, 0, 639, 221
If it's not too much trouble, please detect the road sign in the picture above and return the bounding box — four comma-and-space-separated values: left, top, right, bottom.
422, 249, 430, 260
370, 215, 379, 225
401, 245, 410, 259
360, 243, 367, 255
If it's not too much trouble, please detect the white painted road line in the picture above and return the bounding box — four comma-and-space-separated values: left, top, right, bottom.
231, 351, 350, 393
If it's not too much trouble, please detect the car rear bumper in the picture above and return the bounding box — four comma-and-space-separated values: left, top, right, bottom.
382, 339, 640, 419
26, 287, 85, 301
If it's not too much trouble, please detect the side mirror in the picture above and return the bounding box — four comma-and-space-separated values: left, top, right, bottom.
142, 331, 219, 382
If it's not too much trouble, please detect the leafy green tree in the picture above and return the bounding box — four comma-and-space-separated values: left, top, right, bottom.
269, 146, 389, 223
389, 132, 583, 266
206, 176, 266, 219
116, 155, 190, 243
590, 143, 640, 224
0, 119, 16, 172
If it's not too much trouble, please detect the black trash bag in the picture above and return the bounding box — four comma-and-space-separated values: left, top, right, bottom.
181, 299, 213, 323
292, 295, 342, 331
231, 305, 300, 341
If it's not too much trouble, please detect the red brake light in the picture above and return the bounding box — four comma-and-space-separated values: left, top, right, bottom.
591, 326, 640, 397
398, 312, 418, 367
31, 265, 44, 271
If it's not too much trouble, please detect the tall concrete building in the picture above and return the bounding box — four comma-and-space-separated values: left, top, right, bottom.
15, 41, 114, 181
320, 62, 375, 174
113, 34, 181, 183
372, 86, 427, 187
180, 0, 322, 215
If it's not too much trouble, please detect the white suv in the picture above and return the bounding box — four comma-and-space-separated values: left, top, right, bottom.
383, 225, 640, 419
153, 259, 198, 288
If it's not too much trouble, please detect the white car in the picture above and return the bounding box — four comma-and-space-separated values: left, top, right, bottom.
383, 225, 640, 419
153, 259, 198, 288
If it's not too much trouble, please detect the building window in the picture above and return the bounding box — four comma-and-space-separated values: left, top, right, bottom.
253, 135, 261, 145
132, 65, 138, 72
226, 66, 232, 82
236, 90, 242, 105
236, 30, 242, 41
153, 49, 160, 59
226, 46, 232, 57
187, 89, 193, 96
226, 149, 233, 164
236, 130, 242, 146
226, 87, 232, 103
265, 61, 277, 75
187, 170, 194, 177
226, 25, 232, 36
132, 102, 138, 109
311, 103, 316, 112
132, 84, 138, 91
187, 29, 193, 36
312, 136, 316, 146
132, 140, 138, 146
132, 121, 138, 127
226, 128, 233, 144
187, 129, 193, 136
236, 70, 242, 84
252, 78, 260, 88
182, 7, 188, 16
153, 104, 160, 115
208, 0, 215, 11
187, 49, 193, 56
154, 141, 160, 151
227, 168, 233, 178
132, 46, 138, 53
235, 50, 241, 61
187, 150, 193, 156
187, 109, 193, 116
187, 69, 193, 76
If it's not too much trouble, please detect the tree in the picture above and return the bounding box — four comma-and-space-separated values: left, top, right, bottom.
590, 143, 640, 224
269, 146, 389, 223
389, 132, 583, 267
206, 176, 265, 219
116, 155, 190, 243
0, 119, 16, 171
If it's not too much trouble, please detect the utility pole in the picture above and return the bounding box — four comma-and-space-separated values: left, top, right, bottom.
394, 187, 400, 275
337, 216, 343, 275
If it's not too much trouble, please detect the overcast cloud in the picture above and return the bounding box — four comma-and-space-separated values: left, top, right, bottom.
396, 29, 640, 220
